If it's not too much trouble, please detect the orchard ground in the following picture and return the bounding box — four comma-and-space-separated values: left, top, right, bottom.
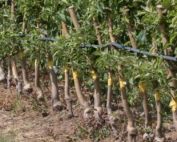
0, 74, 176, 142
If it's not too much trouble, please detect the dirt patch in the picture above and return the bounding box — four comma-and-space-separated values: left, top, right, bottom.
0, 83, 177, 142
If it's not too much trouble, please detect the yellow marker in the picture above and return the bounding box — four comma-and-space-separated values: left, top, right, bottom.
108, 78, 113, 86
10, 51, 12, 56
18, 51, 24, 59
169, 99, 177, 111
139, 82, 146, 93
154, 90, 160, 101
64, 66, 69, 73
35, 59, 38, 66
47, 60, 53, 69
90, 70, 97, 80
73, 71, 78, 80
119, 77, 126, 89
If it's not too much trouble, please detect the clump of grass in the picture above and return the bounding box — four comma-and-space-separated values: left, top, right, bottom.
74, 117, 111, 142
12, 94, 24, 114
0, 132, 16, 142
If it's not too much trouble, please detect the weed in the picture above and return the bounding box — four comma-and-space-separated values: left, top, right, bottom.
12, 94, 24, 114
0, 131, 15, 142
29, 96, 49, 117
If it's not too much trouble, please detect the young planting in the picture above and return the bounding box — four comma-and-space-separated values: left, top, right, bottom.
0, 0, 177, 141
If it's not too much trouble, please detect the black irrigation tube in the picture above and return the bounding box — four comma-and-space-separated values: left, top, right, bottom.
18, 34, 177, 62
19, 34, 57, 41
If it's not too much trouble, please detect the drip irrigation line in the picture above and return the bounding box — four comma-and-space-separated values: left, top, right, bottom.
81, 43, 177, 62
19, 34, 57, 41
18, 34, 177, 62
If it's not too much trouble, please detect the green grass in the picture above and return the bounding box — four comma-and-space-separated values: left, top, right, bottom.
0, 132, 16, 142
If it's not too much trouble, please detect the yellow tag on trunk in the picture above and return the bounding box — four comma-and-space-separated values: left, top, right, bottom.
169, 99, 177, 111
35, 59, 38, 66
90, 70, 97, 80
18, 51, 24, 59
73, 71, 78, 80
108, 78, 113, 86
154, 91, 160, 101
139, 82, 146, 93
47, 60, 53, 69
10, 51, 12, 56
119, 77, 126, 89
64, 66, 69, 73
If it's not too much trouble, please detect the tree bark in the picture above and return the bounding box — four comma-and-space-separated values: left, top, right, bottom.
68, 6, 80, 31
118, 65, 137, 142
68, 6, 92, 118
19, 51, 32, 93
62, 22, 73, 117
0, 61, 5, 82
106, 67, 118, 137
64, 67, 73, 118
34, 59, 43, 99
48, 54, 62, 111
122, 6, 151, 138
156, 5, 177, 131
93, 18, 102, 44
107, 9, 137, 140
90, 69, 104, 123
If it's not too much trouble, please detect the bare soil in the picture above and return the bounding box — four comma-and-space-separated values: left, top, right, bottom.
0, 79, 177, 142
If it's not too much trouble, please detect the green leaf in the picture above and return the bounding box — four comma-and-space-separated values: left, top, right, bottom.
162, 0, 171, 8
59, 13, 66, 22
136, 30, 147, 44
61, 0, 69, 4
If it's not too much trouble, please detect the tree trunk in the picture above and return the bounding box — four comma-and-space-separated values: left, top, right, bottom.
11, 58, 22, 94
34, 59, 43, 100
68, 6, 92, 118
68, 6, 80, 31
122, 6, 151, 137
47, 55, 62, 111
156, 5, 177, 131
93, 18, 102, 44
72, 70, 91, 118
61, 22, 73, 117
90, 69, 104, 123
118, 66, 137, 142
107, 9, 137, 140
151, 80, 165, 141
106, 68, 118, 137
0, 61, 5, 82
138, 82, 152, 128
64, 67, 73, 118
34, 23, 43, 100
7, 58, 11, 89
91, 19, 104, 123
0, 60, 7, 89
19, 51, 32, 93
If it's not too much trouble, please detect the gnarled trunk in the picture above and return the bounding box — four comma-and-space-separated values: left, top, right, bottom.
11, 58, 22, 94
118, 66, 137, 142
47, 56, 62, 111
72, 71, 91, 118
0, 60, 7, 89
106, 68, 118, 137
19, 51, 32, 93
7, 58, 11, 89
156, 5, 177, 131
64, 67, 73, 118
122, 6, 151, 138
139, 82, 153, 141
90, 69, 104, 123
34, 59, 43, 100
106, 9, 137, 140
152, 80, 165, 142
68, 6, 92, 118
62, 22, 73, 117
